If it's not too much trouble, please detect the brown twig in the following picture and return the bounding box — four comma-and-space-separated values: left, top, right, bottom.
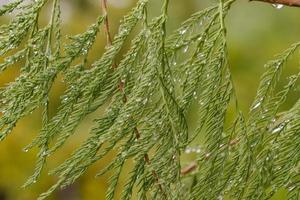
101, 0, 113, 45
181, 162, 197, 176
250, 0, 300, 7
100, 0, 165, 196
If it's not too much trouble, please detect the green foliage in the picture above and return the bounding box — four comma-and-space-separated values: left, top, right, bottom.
0, 0, 299, 199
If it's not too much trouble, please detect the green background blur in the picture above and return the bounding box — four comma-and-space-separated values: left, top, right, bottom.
0, 0, 299, 199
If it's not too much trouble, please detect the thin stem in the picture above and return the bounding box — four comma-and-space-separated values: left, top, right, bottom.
101, 0, 113, 45
162, 0, 169, 15
181, 162, 197, 175
219, 0, 225, 33
46, 0, 58, 55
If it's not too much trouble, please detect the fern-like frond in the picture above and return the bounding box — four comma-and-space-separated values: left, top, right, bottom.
1, 0, 300, 199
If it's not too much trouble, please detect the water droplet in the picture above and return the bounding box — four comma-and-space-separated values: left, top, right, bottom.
272, 4, 284, 9
121, 28, 129, 35
82, 48, 88, 54
121, 152, 127, 158
200, 102, 204, 106
288, 185, 296, 192
272, 123, 285, 134
62, 97, 69, 103
23, 148, 29, 152
136, 97, 142, 102
193, 91, 197, 99
183, 46, 189, 53
179, 29, 187, 35
198, 53, 205, 59
185, 147, 192, 154
143, 98, 148, 105
252, 101, 261, 110
195, 148, 201, 153
217, 195, 224, 200
6, 57, 12, 63
205, 153, 211, 158
185, 70, 191, 76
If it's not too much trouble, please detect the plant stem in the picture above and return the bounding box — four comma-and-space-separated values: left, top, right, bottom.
250, 0, 300, 7
101, 0, 112, 45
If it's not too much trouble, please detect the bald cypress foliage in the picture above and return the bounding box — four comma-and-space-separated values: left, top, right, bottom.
0, 0, 300, 199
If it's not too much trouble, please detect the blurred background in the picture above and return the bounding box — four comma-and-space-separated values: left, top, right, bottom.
0, 0, 300, 199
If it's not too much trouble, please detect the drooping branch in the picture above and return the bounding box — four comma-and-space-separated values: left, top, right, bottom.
100, 0, 166, 196
250, 0, 300, 7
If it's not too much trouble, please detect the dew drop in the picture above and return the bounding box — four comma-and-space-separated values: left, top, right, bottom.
179, 29, 187, 35
193, 91, 197, 99
6, 57, 12, 63
143, 98, 148, 105
136, 97, 142, 102
288, 185, 296, 192
198, 53, 205, 59
185, 147, 192, 154
121, 152, 127, 158
62, 97, 69, 103
217, 195, 224, 200
272, 4, 284, 9
272, 124, 285, 134
265, 156, 270, 161
252, 101, 261, 110
205, 152, 211, 158
82, 48, 88, 54
183, 46, 189, 53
